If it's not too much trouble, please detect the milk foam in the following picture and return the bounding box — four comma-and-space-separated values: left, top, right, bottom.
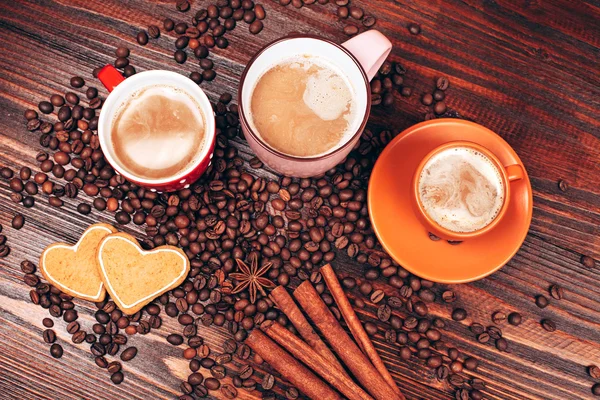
248, 56, 359, 157
303, 66, 355, 121
111, 85, 206, 180
418, 147, 505, 233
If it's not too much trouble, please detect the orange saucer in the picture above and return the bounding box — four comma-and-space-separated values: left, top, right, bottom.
368, 119, 533, 283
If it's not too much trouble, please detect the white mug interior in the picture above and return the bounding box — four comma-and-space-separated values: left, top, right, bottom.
240, 37, 369, 158
98, 70, 215, 185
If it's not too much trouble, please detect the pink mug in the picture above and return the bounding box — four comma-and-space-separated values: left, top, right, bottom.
238, 30, 392, 177
97, 65, 216, 192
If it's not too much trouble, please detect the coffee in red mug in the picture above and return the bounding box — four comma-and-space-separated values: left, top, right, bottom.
97, 65, 216, 192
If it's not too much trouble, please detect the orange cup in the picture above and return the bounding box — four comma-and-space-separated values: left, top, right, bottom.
411, 141, 524, 241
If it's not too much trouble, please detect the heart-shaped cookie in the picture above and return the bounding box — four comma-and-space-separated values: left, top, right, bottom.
40, 223, 118, 302
97, 232, 190, 315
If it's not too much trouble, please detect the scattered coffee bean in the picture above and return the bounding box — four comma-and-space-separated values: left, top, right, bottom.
541, 319, 556, 332
581, 255, 595, 268
535, 295, 549, 308
492, 311, 506, 324
408, 23, 421, 35
50, 343, 63, 358
137, 31, 149, 45
12, 214, 25, 229
549, 284, 564, 300
508, 312, 522, 326
70, 76, 84, 88
452, 308, 467, 321
120, 346, 138, 361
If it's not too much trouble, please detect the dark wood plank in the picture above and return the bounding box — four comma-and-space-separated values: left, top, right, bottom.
0, 0, 599, 399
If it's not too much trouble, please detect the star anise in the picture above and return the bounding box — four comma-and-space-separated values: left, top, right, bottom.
229, 256, 275, 303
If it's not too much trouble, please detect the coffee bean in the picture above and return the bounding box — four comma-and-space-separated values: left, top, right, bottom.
137, 31, 149, 45
581, 255, 595, 268
183, 347, 197, 359
541, 319, 556, 332
188, 372, 204, 385
204, 377, 220, 390
255, 4, 266, 19
434, 101, 447, 115
477, 332, 490, 343
38, 101, 53, 114
464, 357, 478, 371
495, 337, 508, 351
202, 69, 216, 81
168, 334, 184, 346
174, 50, 187, 64
469, 323, 484, 335
221, 384, 237, 399
592, 384, 600, 396
588, 365, 600, 379
399, 347, 411, 360
72, 331, 86, 344
50, 343, 63, 358
421, 93, 433, 106
343, 25, 359, 36
549, 284, 564, 300
435, 76, 449, 91
176, 0, 191, 12
120, 346, 138, 361
349, 6, 363, 19
286, 387, 299, 399
487, 325, 502, 340
12, 214, 25, 229
10, 178, 24, 192
24, 109, 38, 120
148, 25, 160, 38
210, 365, 226, 379
492, 311, 506, 324
452, 308, 467, 321
507, 312, 522, 326
70, 76, 84, 88
63, 310, 78, 322
42, 318, 53, 328
535, 295, 549, 308
111, 371, 124, 385
249, 20, 263, 34
66, 321, 80, 334
43, 329, 57, 343
408, 23, 421, 35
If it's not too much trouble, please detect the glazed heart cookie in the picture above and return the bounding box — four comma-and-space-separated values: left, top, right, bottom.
40, 223, 118, 302
97, 232, 190, 315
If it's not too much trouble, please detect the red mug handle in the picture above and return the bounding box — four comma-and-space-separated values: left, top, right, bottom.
97, 65, 126, 92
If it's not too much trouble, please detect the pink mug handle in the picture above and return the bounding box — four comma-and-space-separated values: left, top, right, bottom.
342, 30, 392, 81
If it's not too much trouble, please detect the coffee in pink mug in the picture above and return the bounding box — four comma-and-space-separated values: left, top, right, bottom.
238, 30, 392, 177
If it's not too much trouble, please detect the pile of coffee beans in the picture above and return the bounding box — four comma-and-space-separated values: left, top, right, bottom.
135, 0, 268, 84
8, 65, 494, 398
421, 76, 450, 119
272, 0, 376, 37
370, 60, 412, 108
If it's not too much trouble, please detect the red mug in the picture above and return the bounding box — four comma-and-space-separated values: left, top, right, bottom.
97, 65, 216, 192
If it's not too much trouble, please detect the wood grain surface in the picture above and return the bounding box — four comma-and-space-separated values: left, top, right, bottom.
0, 0, 599, 399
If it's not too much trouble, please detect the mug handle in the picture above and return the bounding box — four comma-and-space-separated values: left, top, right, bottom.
505, 164, 524, 182
342, 30, 392, 81
97, 65, 126, 93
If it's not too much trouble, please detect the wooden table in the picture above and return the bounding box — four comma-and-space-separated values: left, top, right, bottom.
0, 0, 598, 399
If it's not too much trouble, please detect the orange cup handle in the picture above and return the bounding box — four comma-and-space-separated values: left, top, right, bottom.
505, 164, 524, 182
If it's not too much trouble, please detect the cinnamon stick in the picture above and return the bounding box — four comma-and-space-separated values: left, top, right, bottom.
270, 285, 345, 373
293, 281, 403, 400
245, 329, 342, 400
261, 320, 374, 400
321, 263, 402, 396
